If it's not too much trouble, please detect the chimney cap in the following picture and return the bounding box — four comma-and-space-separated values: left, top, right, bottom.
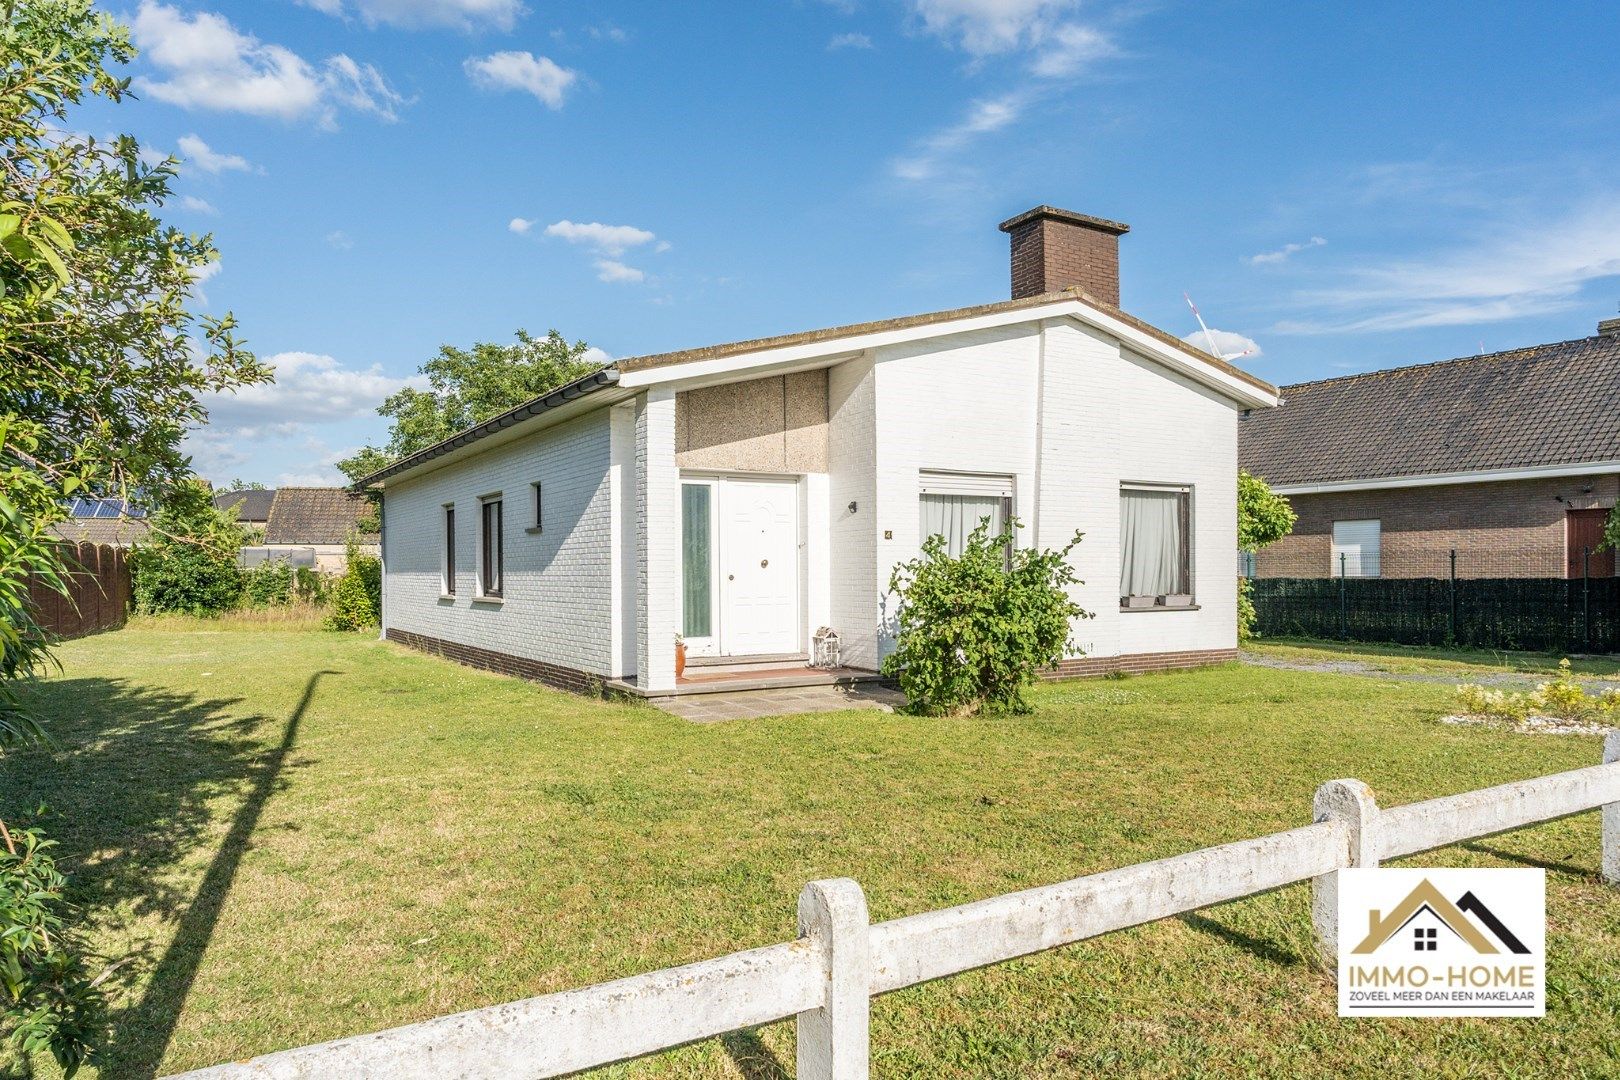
998, 204, 1129, 236
1599, 317, 1620, 337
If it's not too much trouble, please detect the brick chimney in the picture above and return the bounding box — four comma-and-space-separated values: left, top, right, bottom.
998, 205, 1130, 306
1599, 316, 1620, 337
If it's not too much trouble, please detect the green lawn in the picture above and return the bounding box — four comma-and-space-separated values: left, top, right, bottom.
4, 628, 1619, 1079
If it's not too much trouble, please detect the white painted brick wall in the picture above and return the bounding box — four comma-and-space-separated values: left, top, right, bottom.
826, 317, 1240, 668
381, 410, 615, 674
637, 389, 680, 691
828, 354, 878, 670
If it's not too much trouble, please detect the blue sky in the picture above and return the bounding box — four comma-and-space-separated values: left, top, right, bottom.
77, 1, 1620, 486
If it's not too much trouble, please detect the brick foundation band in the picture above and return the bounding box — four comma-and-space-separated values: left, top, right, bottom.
387, 626, 1235, 696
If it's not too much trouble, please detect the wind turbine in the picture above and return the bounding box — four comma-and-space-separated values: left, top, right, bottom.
1184, 293, 1254, 362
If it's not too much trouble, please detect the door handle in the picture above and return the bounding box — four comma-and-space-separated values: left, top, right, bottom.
760, 559, 769, 568
728, 574, 735, 581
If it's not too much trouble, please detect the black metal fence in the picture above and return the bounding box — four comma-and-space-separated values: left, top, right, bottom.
1251, 556, 1620, 653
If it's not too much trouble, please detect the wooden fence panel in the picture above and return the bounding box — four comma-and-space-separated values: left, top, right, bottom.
27, 541, 131, 639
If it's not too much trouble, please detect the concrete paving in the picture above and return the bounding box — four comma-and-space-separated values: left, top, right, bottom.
653, 682, 906, 722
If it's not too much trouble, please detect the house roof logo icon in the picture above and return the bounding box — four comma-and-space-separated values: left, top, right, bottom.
1350, 877, 1531, 956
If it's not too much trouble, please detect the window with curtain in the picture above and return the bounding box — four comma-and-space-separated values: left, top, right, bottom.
681, 483, 712, 638
918, 472, 1014, 559
1120, 486, 1192, 605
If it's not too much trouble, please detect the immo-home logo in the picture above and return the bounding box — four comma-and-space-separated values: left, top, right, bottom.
1338, 868, 1545, 1017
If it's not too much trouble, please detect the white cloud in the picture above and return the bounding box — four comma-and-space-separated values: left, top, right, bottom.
891, 90, 1028, 181
1181, 328, 1261, 359
543, 219, 657, 256
829, 32, 874, 50
1272, 200, 1620, 334
205, 351, 421, 427
911, 0, 1096, 58
586, 23, 629, 43
582, 346, 613, 365
178, 194, 219, 215
508, 217, 536, 234
594, 259, 645, 284
325, 230, 354, 249
464, 51, 578, 110
297, 0, 526, 31
191, 259, 222, 284
1029, 22, 1116, 77
177, 133, 254, 174
1247, 236, 1327, 266
131, 2, 404, 128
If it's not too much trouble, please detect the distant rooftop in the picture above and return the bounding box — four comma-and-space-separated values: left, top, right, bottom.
1240, 331, 1620, 487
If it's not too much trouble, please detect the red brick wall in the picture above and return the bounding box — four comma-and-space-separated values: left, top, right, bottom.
1254, 475, 1620, 579
1008, 217, 1122, 306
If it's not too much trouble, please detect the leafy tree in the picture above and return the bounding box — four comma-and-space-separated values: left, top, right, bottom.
1, 812, 105, 1076
337, 330, 599, 481
1236, 470, 1297, 641
882, 521, 1091, 716
1, 4, 268, 1070
1, 0, 268, 725
129, 483, 244, 616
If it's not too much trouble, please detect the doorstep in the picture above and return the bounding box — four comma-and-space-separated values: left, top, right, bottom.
606, 665, 883, 699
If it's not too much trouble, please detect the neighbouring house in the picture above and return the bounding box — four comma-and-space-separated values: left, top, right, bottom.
1240, 318, 1620, 581
234, 487, 378, 573
360, 206, 1279, 697
214, 487, 276, 536
49, 496, 150, 547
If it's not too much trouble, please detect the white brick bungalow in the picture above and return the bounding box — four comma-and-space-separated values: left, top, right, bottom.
359, 207, 1279, 696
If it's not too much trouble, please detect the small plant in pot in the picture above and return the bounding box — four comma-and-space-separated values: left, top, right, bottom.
675, 634, 687, 679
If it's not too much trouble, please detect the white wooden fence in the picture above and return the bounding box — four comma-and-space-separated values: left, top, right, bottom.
173, 733, 1620, 1080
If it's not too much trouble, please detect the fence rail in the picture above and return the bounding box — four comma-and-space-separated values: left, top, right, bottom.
172, 735, 1620, 1080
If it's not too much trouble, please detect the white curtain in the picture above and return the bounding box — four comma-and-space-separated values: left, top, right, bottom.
1120, 489, 1184, 597
921, 494, 1006, 557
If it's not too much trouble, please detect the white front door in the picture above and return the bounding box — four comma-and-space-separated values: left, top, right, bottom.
680, 475, 802, 658
720, 477, 800, 655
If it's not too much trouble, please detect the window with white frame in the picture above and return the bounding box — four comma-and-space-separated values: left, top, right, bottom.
1120, 484, 1193, 607
442, 503, 456, 595
1331, 519, 1381, 577
479, 495, 503, 598
918, 471, 1014, 558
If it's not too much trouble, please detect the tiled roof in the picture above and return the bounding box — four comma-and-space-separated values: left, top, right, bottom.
214, 488, 277, 522
49, 517, 151, 547
1239, 333, 1620, 487
264, 488, 375, 544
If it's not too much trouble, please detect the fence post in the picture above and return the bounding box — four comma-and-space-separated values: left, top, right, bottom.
1584, 547, 1592, 651
1311, 779, 1380, 970
1338, 553, 1348, 639
1448, 548, 1458, 644
1605, 734, 1620, 887
797, 878, 870, 1080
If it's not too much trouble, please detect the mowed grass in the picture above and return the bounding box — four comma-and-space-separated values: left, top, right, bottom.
4, 628, 1619, 1079
1248, 637, 1620, 680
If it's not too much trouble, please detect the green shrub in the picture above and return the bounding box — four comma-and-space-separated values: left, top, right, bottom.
129, 485, 244, 616
352, 551, 381, 616
1, 813, 106, 1077
241, 561, 294, 608
293, 567, 328, 605
1237, 578, 1257, 643
323, 543, 379, 632
882, 521, 1091, 716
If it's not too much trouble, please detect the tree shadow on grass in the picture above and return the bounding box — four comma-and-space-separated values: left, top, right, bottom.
719, 1028, 790, 1079
0, 670, 336, 1079
1462, 840, 1591, 878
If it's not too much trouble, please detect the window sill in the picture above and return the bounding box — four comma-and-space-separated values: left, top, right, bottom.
472, 595, 505, 606
438, 593, 456, 603
524, 527, 543, 536
1120, 604, 1201, 613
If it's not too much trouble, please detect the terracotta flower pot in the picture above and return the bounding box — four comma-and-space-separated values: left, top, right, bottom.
675, 641, 687, 679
